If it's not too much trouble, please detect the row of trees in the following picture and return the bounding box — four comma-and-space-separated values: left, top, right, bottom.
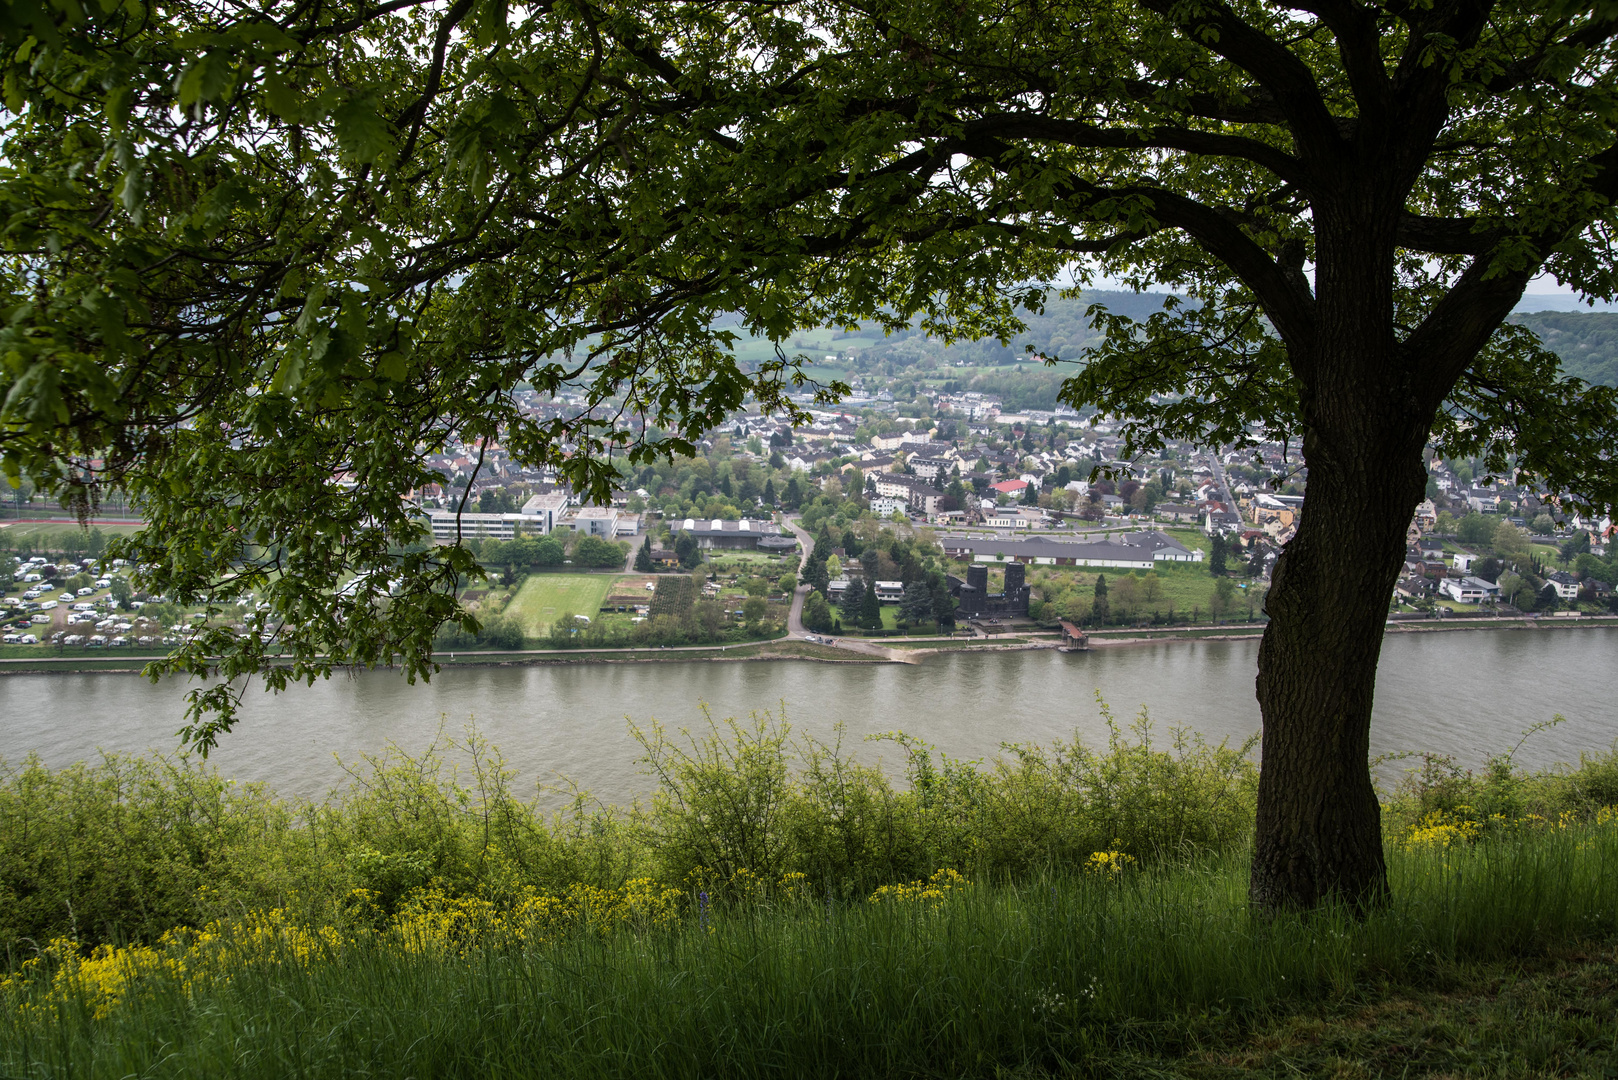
467, 534, 627, 574
0, 527, 113, 560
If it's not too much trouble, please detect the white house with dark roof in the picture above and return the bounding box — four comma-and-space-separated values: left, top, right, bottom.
1546, 570, 1581, 600
1439, 575, 1499, 603
941, 531, 1201, 569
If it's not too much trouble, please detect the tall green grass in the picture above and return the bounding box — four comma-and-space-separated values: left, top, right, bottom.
0, 704, 1261, 951
4, 823, 1616, 1079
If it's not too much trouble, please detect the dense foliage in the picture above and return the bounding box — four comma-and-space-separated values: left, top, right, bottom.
0, 708, 1262, 952
1509, 311, 1618, 388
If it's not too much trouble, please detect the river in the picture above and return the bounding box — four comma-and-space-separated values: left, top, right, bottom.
1, 628, 1614, 806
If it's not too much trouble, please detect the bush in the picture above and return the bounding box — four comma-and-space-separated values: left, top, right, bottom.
573, 536, 628, 568
6, 709, 1614, 960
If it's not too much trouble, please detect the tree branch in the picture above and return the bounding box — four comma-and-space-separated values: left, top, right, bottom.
1408, 142, 1618, 404
1396, 214, 1503, 255
953, 133, 1316, 356
1135, 0, 1342, 161
964, 114, 1307, 186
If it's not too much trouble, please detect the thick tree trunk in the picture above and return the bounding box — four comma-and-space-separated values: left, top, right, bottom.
1249, 214, 1434, 909
1250, 416, 1428, 909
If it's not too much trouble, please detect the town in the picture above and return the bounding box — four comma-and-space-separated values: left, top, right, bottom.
4, 300, 1617, 655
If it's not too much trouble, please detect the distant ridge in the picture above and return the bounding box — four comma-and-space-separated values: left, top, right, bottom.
1512, 293, 1618, 314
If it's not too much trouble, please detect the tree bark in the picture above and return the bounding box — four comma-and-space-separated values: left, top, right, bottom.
1250, 213, 1434, 910
1242, 190, 1436, 906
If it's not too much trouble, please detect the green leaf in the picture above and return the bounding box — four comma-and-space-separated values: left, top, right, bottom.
175, 52, 234, 111
261, 71, 302, 121
333, 94, 393, 163
473, 0, 509, 47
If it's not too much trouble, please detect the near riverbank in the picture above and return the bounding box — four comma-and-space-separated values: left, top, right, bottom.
4, 722, 1616, 1080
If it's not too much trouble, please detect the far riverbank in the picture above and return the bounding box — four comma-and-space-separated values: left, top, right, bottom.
2, 614, 1615, 676
5, 628, 1616, 808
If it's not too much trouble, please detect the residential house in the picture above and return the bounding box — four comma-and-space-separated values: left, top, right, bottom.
1154, 503, 1201, 523
869, 496, 909, 517
1439, 576, 1499, 603
1546, 571, 1581, 600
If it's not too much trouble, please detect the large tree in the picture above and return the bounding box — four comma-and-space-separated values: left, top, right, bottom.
811, 0, 1618, 910
4, 0, 1617, 910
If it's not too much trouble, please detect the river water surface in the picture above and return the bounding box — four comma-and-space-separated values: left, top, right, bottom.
2, 627, 1614, 806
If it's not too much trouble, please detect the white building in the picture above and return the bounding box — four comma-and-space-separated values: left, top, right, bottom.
1439, 575, 1499, 603
521, 490, 570, 532
423, 510, 528, 542
870, 496, 909, 517
561, 506, 629, 537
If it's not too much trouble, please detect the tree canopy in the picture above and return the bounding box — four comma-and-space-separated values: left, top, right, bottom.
5, 0, 1618, 907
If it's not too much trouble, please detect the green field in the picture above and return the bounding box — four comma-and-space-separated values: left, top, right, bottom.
1018, 559, 1266, 622
504, 574, 619, 632
0, 521, 144, 547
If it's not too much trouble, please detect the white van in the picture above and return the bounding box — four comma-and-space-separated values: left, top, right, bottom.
30, 614, 49, 624
63, 634, 84, 645
77, 587, 95, 596
72, 602, 95, 611
94, 578, 112, 588
39, 600, 57, 610
1, 634, 18, 644
19, 634, 37, 645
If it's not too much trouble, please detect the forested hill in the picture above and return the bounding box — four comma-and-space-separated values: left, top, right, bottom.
720, 294, 1618, 395
842, 290, 1176, 368
848, 295, 1618, 389
1507, 311, 1618, 387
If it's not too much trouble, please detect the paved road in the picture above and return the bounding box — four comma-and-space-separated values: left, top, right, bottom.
782, 516, 814, 638
777, 514, 923, 662
1206, 450, 1241, 526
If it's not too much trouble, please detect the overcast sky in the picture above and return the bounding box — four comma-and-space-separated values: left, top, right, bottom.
1058, 266, 1614, 312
